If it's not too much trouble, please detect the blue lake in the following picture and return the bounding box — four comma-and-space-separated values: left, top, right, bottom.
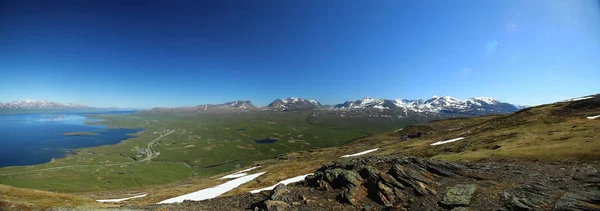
0, 113, 142, 168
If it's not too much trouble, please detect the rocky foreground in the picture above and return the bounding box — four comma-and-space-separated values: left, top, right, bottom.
121, 156, 600, 211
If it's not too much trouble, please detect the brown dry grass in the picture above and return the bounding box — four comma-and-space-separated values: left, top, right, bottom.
0, 184, 103, 210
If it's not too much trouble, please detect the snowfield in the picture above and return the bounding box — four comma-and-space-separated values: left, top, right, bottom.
219, 166, 261, 179
97, 194, 148, 203
340, 148, 378, 158
588, 115, 600, 120
249, 173, 314, 194
158, 172, 266, 204
430, 137, 465, 146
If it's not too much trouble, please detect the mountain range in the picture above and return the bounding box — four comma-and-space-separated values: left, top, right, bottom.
0, 99, 136, 114
134, 96, 526, 121
332, 96, 525, 115
2, 96, 525, 117
0, 99, 89, 110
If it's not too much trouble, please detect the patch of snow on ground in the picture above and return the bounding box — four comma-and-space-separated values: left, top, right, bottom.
430, 137, 465, 146
588, 115, 600, 120
219, 166, 261, 179
565, 96, 593, 102
158, 172, 266, 204
249, 173, 314, 194
340, 148, 378, 158
97, 194, 148, 203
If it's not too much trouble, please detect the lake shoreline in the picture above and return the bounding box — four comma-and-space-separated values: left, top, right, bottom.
0, 113, 143, 168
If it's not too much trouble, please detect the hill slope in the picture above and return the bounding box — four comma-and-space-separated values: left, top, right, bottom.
1, 94, 598, 210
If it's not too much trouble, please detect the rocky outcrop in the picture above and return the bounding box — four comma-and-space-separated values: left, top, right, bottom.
501, 183, 554, 210
554, 190, 600, 211
304, 156, 480, 210
118, 156, 600, 211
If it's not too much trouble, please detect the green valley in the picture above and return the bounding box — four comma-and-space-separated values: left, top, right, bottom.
0, 109, 408, 192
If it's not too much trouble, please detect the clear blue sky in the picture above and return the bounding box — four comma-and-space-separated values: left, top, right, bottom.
1, 0, 599, 108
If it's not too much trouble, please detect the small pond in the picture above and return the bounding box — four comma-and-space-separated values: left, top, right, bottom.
254, 139, 278, 144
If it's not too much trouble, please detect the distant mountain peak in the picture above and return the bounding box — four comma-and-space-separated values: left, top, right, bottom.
195, 100, 255, 111
0, 99, 89, 110
268, 97, 321, 110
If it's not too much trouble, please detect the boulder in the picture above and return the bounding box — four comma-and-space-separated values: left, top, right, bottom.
270, 184, 288, 201
264, 200, 291, 211
440, 184, 478, 208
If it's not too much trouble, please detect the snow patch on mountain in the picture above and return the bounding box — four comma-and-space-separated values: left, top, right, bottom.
0, 100, 89, 110
334, 96, 520, 115
268, 97, 322, 110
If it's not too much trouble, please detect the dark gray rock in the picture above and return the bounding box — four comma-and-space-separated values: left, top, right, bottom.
502, 183, 553, 211
554, 190, 600, 211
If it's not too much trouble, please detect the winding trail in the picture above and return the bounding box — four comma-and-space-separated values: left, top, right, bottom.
0, 130, 174, 176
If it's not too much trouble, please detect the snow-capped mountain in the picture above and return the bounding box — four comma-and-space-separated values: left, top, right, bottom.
268, 97, 322, 110
0, 99, 89, 110
334, 96, 521, 115
197, 100, 255, 111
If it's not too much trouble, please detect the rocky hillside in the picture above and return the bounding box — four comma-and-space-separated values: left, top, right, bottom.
144, 156, 600, 211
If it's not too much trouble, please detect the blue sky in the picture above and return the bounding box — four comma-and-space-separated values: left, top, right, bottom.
1, 0, 599, 108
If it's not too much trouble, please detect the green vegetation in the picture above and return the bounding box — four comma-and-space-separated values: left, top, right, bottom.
63, 131, 98, 136
0, 110, 406, 193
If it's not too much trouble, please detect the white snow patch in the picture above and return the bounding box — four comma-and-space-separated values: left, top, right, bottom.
340, 148, 378, 158
220, 172, 248, 179
587, 115, 600, 120
373, 105, 387, 110
565, 96, 593, 102
471, 97, 497, 104
158, 172, 266, 204
430, 137, 465, 146
249, 173, 314, 194
97, 194, 148, 203
219, 166, 261, 179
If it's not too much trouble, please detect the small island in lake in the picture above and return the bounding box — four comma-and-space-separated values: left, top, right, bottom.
63, 131, 99, 136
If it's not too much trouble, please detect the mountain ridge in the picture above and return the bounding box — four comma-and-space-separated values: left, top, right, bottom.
333, 96, 523, 115
0, 99, 89, 110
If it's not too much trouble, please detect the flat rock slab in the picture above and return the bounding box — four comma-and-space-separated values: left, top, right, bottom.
554, 190, 600, 211
440, 184, 478, 207
501, 182, 554, 210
